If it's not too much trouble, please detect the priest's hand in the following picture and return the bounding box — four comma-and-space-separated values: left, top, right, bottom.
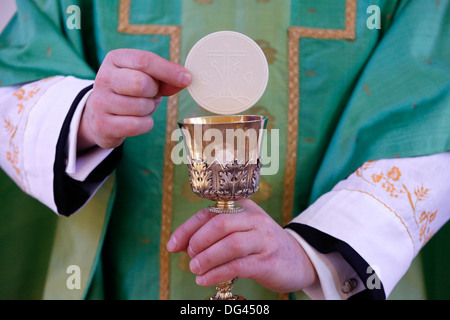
167, 199, 318, 293
77, 49, 191, 150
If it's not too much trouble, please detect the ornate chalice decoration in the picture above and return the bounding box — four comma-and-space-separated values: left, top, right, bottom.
178, 115, 268, 299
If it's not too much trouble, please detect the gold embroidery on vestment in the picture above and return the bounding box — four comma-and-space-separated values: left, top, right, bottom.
4, 81, 49, 193
355, 162, 438, 248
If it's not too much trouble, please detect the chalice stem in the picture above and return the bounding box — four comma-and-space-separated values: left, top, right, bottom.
211, 278, 240, 300
208, 200, 244, 214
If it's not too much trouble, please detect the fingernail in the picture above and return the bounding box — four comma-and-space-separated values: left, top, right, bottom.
178, 71, 192, 87
196, 276, 205, 286
190, 258, 200, 274
187, 245, 196, 258
167, 236, 177, 252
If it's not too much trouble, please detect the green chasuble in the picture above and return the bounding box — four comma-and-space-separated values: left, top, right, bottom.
0, 0, 449, 299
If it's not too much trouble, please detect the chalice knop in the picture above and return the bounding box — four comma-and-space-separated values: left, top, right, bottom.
178, 115, 268, 300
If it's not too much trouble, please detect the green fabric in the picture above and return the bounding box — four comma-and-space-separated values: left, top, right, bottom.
172, 0, 291, 300
0, 0, 448, 300
421, 220, 450, 299
291, 0, 378, 213
0, 171, 57, 299
306, 2, 450, 299
311, 1, 450, 200
0, 0, 95, 85
42, 176, 115, 300
89, 0, 182, 300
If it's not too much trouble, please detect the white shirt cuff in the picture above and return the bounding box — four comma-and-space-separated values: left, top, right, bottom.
65, 88, 114, 182
285, 228, 364, 300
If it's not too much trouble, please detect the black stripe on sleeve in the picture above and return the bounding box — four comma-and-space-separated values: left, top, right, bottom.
53, 84, 123, 217
285, 222, 386, 300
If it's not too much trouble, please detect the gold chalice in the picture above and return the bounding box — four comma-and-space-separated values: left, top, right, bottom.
178, 115, 268, 300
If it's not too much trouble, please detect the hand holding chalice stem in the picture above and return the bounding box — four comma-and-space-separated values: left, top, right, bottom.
178, 115, 267, 300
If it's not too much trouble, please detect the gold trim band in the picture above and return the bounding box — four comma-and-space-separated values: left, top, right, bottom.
118, 0, 181, 300
283, 0, 357, 226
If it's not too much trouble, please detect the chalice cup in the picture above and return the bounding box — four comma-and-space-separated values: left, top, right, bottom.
178, 115, 268, 300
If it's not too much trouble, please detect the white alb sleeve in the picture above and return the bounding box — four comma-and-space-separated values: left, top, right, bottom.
286, 152, 450, 299
0, 76, 96, 213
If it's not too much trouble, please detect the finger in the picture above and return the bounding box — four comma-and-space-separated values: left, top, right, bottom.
107, 49, 192, 89
98, 113, 155, 141
156, 82, 187, 98
195, 254, 259, 287
107, 93, 160, 117
187, 212, 254, 259
235, 199, 261, 212
189, 230, 262, 276
108, 68, 160, 98
167, 208, 216, 253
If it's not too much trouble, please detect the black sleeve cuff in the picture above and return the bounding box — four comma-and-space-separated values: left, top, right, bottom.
285, 222, 386, 300
53, 84, 123, 217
